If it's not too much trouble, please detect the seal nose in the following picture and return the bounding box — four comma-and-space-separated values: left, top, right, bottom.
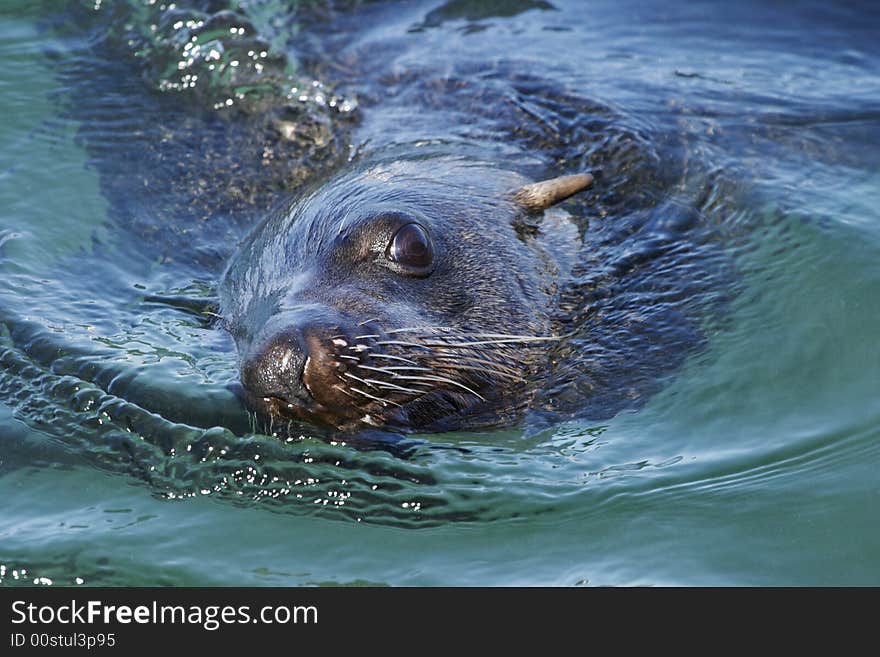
239, 306, 351, 408
240, 326, 310, 403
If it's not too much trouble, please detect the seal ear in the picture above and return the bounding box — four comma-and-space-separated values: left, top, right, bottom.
513, 173, 594, 213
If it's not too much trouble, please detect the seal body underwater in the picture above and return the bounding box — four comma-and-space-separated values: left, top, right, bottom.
220, 155, 593, 433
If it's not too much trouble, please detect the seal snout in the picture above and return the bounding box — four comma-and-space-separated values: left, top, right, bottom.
239, 306, 361, 425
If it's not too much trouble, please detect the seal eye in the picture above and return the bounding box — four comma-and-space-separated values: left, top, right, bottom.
387, 223, 434, 274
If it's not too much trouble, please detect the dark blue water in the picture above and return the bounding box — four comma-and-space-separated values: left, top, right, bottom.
1, 0, 879, 586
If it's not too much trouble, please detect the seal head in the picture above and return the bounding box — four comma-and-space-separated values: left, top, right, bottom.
220, 156, 592, 432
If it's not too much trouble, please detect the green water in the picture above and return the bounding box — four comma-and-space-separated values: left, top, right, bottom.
1, 1, 879, 586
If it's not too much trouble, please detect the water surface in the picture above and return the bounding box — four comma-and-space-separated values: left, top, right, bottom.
1, 0, 879, 586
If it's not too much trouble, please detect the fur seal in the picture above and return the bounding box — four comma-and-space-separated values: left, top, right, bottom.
220, 155, 592, 433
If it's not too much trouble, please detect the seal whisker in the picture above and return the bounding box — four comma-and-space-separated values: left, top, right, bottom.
375, 337, 560, 350
357, 318, 382, 327
358, 364, 433, 375
433, 362, 526, 383
385, 326, 479, 334
374, 340, 432, 349
386, 327, 565, 341
369, 353, 420, 365
343, 372, 378, 389
427, 333, 564, 342
349, 386, 400, 407
432, 351, 524, 367
416, 337, 561, 347
355, 364, 397, 375
432, 353, 531, 376
332, 384, 356, 399
395, 374, 486, 401
356, 378, 424, 395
